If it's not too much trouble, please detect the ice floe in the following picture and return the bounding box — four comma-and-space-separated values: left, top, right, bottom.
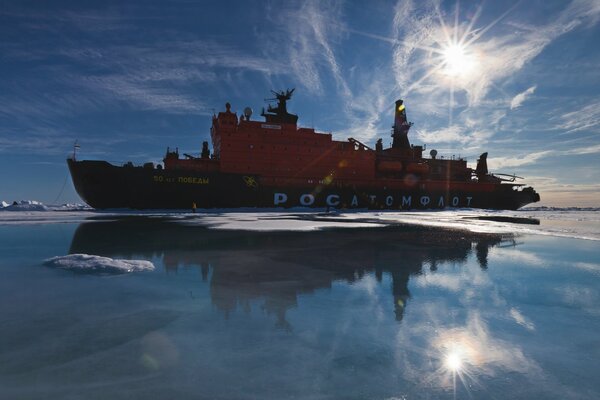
1, 205, 599, 240
44, 254, 155, 274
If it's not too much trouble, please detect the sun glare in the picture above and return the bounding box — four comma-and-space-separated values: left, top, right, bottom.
445, 352, 463, 372
441, 43, 476, 77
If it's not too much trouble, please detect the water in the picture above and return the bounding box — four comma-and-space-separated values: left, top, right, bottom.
0, 211, 599, 399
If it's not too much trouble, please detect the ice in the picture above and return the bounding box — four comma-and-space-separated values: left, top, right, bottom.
186, 208, 600, 240
0, 200, 91, 212
44, 254, 155, 274
0, 200, 48, 211
182, 211, 385, 231
0, 206, 598, 240
524, 206, 600, 212
48, 203, 91, 211
326, 209, 600, 240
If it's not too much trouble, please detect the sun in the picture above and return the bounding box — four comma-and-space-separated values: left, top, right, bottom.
441, 43, 476, 78
394, 2, 519, 126
445, 351, 463, 372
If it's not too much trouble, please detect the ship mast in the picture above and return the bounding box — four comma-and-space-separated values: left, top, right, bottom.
261, 89, 299, 125
391, 100, 413, 149
72, 140, 80, 161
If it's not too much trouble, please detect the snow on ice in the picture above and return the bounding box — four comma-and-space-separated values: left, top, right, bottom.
44, 254, 155, 274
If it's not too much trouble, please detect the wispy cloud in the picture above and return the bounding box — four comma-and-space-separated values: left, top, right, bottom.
3, 38, 289, 117
556, 284, 600, 315
488, 150, 553, 169
510, 85, 536, 109
563, 143, 600, 155
416, 125, 493, 146
487, 142, 600, 172
555, 101, 600, 133
391, 0, 437, 93
304, 3, 352, 99
266, 0, 349, 97
0, 126, 129, 156
489, 247, 547, 267
0, 8, 137, 34
0, 135, 74, 155
510, 308, 535, 331
80, 75, 208, 114
340, 78, 390, 143
573, 262, 600, 273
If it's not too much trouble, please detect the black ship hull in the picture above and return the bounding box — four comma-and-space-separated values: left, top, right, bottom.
67, 159, 540, 210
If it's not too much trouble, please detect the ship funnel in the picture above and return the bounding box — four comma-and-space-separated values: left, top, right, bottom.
476, 152, 489, 178
392, 99, 412, 149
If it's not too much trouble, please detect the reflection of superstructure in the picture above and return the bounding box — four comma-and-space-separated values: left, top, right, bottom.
67, 89, 539, 210
69, 219, 508, 325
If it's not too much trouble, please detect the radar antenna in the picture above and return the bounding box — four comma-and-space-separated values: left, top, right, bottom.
261, 88, 298, 124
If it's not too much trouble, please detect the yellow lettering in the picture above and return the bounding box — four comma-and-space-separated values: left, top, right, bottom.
176, 176, 209, 185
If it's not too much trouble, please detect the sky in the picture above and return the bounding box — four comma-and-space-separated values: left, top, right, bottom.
1, 0, 599, 207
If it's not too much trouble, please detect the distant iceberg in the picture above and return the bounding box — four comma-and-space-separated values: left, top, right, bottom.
0, 200, 90, 212
44, 254, 155, 274
50, 203, 91, 211
1, 200, 48, 211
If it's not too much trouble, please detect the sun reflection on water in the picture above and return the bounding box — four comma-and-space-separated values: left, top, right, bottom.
432, 329, 486, 397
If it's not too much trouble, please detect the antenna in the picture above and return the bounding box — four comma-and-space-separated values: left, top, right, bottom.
72, 140, 80, 161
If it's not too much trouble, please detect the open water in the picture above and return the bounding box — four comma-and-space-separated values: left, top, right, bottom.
0, 209, 599, 399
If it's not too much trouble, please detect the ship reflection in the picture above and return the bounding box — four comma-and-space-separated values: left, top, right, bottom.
69, 217, 512, 326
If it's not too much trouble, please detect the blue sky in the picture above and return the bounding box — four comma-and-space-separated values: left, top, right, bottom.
1, 0, 599, 206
